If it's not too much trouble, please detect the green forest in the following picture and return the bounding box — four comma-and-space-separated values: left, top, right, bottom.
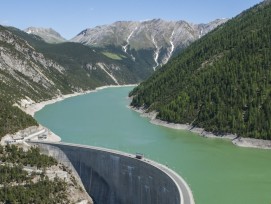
0, 145, 70, 203
0, 99, 37, 139
1, 145, 57, 168
130, 1, 271, 139
0, 178, 69, 204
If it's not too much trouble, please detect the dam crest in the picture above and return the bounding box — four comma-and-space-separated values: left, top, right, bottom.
33, 142, 194, 204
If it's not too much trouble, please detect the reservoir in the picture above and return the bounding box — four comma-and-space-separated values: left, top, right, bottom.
35, 86, 271, 204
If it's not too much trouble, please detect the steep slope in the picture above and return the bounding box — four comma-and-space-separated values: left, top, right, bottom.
1, 25, 122, 102
0, 98, 37, 138
130, 1, 271, 139
0, 26, 60, 138
25, 27, 66, 43
8, 26, 151, 84
0, 25, 70, 102
71, 19, 227, 70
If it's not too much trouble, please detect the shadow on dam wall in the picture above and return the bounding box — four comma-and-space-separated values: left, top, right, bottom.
33, 142, 181, 204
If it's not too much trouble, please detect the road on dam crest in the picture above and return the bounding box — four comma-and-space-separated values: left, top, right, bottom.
32, 141, 195, 204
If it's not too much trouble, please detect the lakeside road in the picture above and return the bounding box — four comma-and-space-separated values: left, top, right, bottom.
35, 141, 195, 204
158, 164, 195, 204
23, 129, 46, 141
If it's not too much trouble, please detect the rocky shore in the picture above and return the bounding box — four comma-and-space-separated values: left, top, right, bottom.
130, 107, 271, 150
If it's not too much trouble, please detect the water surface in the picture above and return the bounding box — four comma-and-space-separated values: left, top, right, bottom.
35, 87, 271, 204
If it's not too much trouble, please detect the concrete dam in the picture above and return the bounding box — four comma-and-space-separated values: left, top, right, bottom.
33, 142, 194, 204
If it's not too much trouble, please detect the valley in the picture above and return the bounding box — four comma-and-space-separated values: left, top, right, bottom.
0, 0, 270, 203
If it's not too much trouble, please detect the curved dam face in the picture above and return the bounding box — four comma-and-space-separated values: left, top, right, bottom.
34, 142, 181, 204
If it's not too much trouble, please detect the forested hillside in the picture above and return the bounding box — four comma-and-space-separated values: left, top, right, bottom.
130, 1, 271, 139
0, 99, 37, 138
0, 145, 63, 203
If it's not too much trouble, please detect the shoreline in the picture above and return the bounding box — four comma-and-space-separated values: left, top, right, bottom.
22, 84, 137, 117
130, 106, 271, 150
17, 84, 271, 150
19, 84, 137, 142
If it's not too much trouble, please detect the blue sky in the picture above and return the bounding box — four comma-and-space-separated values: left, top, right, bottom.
0, 0, 263, 39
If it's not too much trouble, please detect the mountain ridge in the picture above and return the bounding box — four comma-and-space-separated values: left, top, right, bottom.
1, 25, 145, 104
71, 18, 228, 70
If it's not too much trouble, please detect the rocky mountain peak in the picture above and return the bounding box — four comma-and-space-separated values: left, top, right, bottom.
24, 27, 66, 43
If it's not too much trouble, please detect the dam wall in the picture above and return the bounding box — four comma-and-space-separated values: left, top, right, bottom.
34, 142, 181, 204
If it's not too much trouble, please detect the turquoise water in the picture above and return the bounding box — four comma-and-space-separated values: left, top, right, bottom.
35, 87, 271, 204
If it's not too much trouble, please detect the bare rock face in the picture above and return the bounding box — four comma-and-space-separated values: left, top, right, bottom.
0, 26, 66, 101
71, 19, 228, 69
0, 25, 147, 103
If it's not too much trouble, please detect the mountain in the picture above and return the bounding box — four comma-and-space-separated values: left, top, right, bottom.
25, 27, 66, 43
8, 26, 156, 84
0, 18, 226, 139
130, 1, 271, 140
0, 25, 70, 102
1, 25, 139, 138
71, 19, 227, 70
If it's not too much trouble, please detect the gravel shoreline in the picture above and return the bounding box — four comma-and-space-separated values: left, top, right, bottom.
19, 85, 136, 142
130, 106, 271, 150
